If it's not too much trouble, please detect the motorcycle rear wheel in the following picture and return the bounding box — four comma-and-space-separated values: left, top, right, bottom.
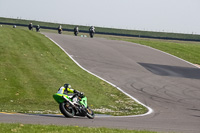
59, 102, 74, 118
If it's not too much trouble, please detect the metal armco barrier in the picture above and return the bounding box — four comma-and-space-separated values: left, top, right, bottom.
1, 22, 200, 42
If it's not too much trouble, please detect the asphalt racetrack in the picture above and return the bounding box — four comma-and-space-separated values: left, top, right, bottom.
1, 33, 200, 133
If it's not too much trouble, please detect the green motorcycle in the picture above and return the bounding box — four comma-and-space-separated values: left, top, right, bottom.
53, 92, 95, 119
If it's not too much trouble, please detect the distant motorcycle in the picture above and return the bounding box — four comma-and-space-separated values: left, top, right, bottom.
58, 25, 62, 34
74, 27, 79, 36
28, 23, 33, 31
36, 25, 40, 32
89, 27, 95, 38
53, 92, 95, 119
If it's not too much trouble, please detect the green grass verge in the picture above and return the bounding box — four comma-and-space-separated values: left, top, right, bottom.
0, 26, 147, 115
1, 17, 200, 41
0, 123, 158, 133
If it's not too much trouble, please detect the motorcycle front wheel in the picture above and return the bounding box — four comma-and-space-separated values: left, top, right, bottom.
59, 102, 74, 118
86, 107, 95, 119
90, 32, 94, 38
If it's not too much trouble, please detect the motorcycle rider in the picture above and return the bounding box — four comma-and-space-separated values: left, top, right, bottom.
74, 26, 79, 36
28, 23, 33, 30
58, 25, 62, 34
58, 25, 62, 29
57, 83, 84, 108
57, 83, 83, 98
36, 25, 40, 32
89, 26, 95, 38
89, 26, 95, 33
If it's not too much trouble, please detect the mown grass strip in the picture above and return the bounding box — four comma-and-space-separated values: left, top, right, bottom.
0, 123, 158, 133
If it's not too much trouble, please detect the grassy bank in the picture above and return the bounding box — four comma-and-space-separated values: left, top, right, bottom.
0, 123, 158, 133
0, 26, 147, 115
1, 17, 200, 41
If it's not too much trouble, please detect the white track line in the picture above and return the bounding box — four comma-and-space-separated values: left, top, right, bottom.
44, 34, 154, 117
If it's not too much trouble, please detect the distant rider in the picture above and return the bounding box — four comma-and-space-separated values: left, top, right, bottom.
58, 25, 62, 29
89, 26, 95, 38
28, 23, 33, 30
58, 25, 62, 34
36, 25, 40, 32
89, 26, 95, 33
74, 26, 79, 36
74, 26, 79, 32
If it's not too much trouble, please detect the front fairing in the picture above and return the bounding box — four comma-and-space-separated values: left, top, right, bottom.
80, 96, 87, 108
53, 93, 72, 104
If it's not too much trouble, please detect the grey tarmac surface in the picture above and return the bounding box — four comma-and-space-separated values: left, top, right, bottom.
1, 33, 200, 133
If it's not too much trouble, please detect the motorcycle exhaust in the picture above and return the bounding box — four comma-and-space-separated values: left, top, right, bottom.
62, 96, 81, 114
62, 96, 75, 107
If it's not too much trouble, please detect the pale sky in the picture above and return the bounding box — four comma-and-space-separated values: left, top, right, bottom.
0, 0, 200, 34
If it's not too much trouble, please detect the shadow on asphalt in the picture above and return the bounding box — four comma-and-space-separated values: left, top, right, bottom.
27, 114, 88, 119
139, 63, 200, 79
26, 114, 110, 119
